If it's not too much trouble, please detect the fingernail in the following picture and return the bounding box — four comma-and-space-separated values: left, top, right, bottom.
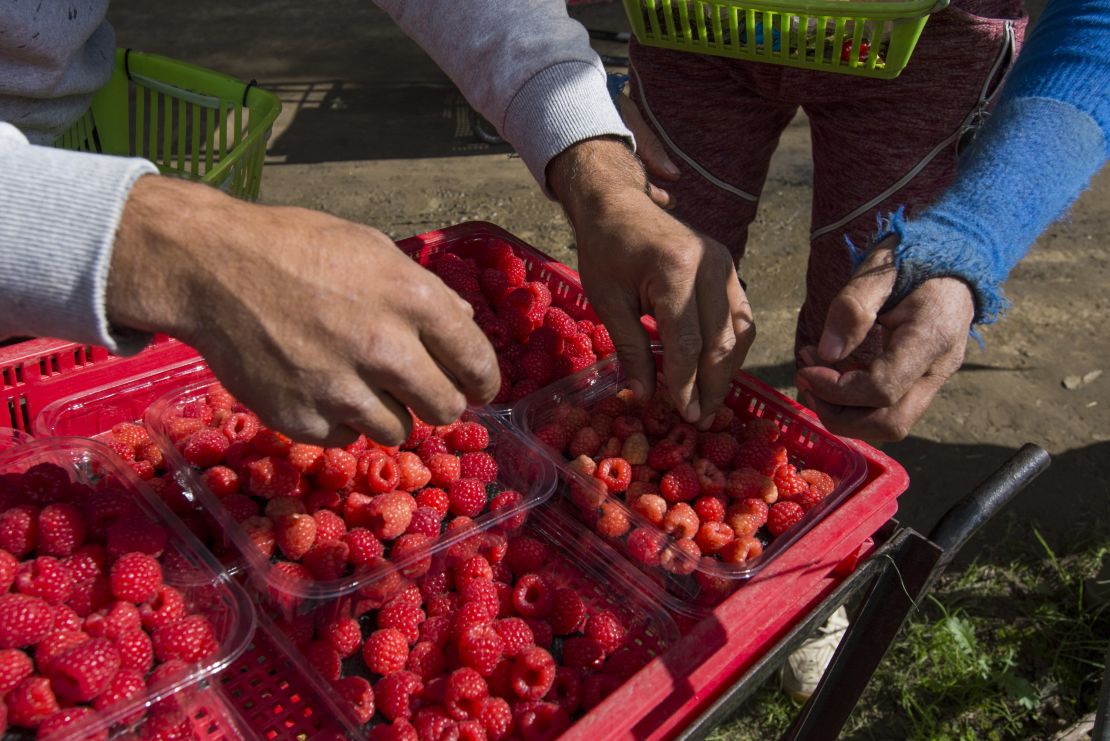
818, 335, 845, 363
697, 412, 715, 432
663, 160, 680, 178
685, 400, 700, 423
629, 379, 645, 400
795, 375, 811, 394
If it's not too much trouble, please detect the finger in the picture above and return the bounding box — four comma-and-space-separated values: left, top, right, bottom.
648, 183, 675, 210
372, 335, 469, 427
619, 95, 680, 182
583, 281, 656, 401
817, 242, 897, 363
694, 258, 752, 429
800, 371, 945, 442
416, 286, 501, 405
332, 385, 414, 447
652, 273, 702, 424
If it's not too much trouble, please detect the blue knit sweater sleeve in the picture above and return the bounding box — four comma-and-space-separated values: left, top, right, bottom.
865, 0, 1110, 325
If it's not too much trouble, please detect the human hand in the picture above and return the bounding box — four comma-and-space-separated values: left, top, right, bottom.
617, 93, 680, 209
794, 240, 975, 442
548, 137, 755, 429
107, 176, 499, 446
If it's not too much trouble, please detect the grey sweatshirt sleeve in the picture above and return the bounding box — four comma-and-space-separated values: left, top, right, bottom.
374, 0, 632, 190
0, 122, 158, 354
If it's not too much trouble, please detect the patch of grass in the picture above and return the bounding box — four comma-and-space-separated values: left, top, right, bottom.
709, 528, 1109, 741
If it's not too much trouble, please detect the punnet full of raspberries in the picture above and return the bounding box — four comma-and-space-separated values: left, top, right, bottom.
273, 512, 674, 736
0, 443, 229, 740
526, 368, 847, 605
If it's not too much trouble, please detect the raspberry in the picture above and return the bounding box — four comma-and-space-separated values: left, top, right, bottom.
198, 465, 239, 498
46, 636, 120, 702
151, 615, 218, 663
632, 493, 667, 525
0, 548, 16, 592
308, 509, 344, 543
733, 438, 788, 476
626, 527, 665, 565
773, 464, 809, 500
419, 615, 452, 648
368, 719, 418, 741
450, 601, 492, 643
165, 416, 205, 444
509, 646, 556, 701
114, 629, 154, 673
725, 467, 779, 503
0, 504, 39, 557
595, 458, 631, 493
540, 307, 576, 339
400, 640, 443, 682
417, 436, 450, 464
390, 533, 434, 579
512, 574, 553, 618
523, 619, 554, 650
562, 636, 607, 672
221, 412, 260, 443
220, 494, 259, 523
427, 453, 461, 488
693, 458, 726, 498
698, 433, 740, 470
181, 429, 229, 468
448, 479, 487, 518
591, 325, 616, 356
0, 648, 33, 694
379, 601, 426, 645
108, 552, 162, 604
445, 667, 489, 721
619, 432, 650, 466
50, 603, 82, 632
585, 610, 626, 653
302, 540, 350, 580
35, 504, 86, 558
345, 528, 385, 567
487, 490, 525, 534
6, 676, 58, 728
274, 513, 318, 561
658, 502, 698, 540
646, 442, 685, 472
696, 521, 736, 555
84, 600, 140, 641
595, 501, 631, 539
505, 536, 548, 576
726, 497, 769, 535
767, 500, 806, 537
359, 451, 400, 495
34, 629, 89, 675
694, 495, 726, 523
509, 379, 542, 401
743, 417, 781, 442
402, 506, 441, 539
448, 423, 490, 454
364, 628, 410, 675
514, 701, 570, 741
660, 463, 700, 503
0, 594, 54, 648
455, 554, 493, 591
479, 696, 513, 741
492, 617, 534, 657
565, 427, 600, 459
392, 452, 430, 493
138, 586, 186, 632
110, 422, 149, 449
332, 676, 375, 725
719, 535, 764, 565
15, 557, 74, 605
367, 492, 417, 540
304, 640, 342, 681
459, 624, 505, 676
800, 469, 836, 498
93, 667, 146, 724
546, 666, 582, 715
65, 574, 111, 617
544, 588, 584, 636
376, 670, 424, 721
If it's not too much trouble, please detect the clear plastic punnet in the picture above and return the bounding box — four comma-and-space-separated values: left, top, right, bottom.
512, 348, 868, 611
0, 437, 256, 740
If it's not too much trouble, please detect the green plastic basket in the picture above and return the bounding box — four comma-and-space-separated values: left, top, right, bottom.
623, 0, 949, 79
54, 49, 281, 200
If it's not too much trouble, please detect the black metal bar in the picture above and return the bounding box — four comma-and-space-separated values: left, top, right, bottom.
677, 529, 919, 740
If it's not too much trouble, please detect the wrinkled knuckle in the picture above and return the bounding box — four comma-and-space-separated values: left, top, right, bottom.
675, 331, 703, 358
706, 332, 737, 364
884, 420, 912, 442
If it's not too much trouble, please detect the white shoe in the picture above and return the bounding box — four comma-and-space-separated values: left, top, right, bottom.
781, 606, 850, 702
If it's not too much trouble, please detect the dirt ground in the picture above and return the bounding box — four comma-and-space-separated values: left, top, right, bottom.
108, 1, 1108, 560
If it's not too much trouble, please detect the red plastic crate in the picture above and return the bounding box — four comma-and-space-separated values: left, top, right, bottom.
0, 335, 201, 432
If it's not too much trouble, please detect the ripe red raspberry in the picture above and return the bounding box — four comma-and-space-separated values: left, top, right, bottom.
448, 423, 490, 454
304, 640, 342, 681
114, 629, 154, 673
264, 496, 307, 520
542, 307, 578, 339
693, 458, 726, 498
83, 600, 140, 641
567, 427, 602, 459
108, 552, 162, 604
514, 700, 571, 741
391, 533, 434, 579
660, 463, 700, 503
404, 506, 443, 539
6, 675, 59, 728
199, 465, 239, 498
34, 628, 89, 675
138, 586, 186, 632
358, 451, 398, 495
585, 610, 626, 653
509, 379, 542, 401
455, 453, 496, 485
695, 521, 736, 555
416, 435, 449, 464
395, 452, 432, 492
183, 428, 231, 467
733, 438, 788, 476
449, 601, 492, 643
332, 675, 375, 725
93, 667, 146, 724
512, 574, 553, 618
698, 433, 740, 470
285, 443, 323, 474
365, 492, 416, 541
561, 636, 607, 672
719, 535, 764, 565
445, 667, 489, 721
694, 495, 727, 523
658, 502, 698, 539
645, 442, 684, 473
312, 509, 347, 542
250, 428, 292, 457
220, 411, 259, 443
414, 488, 449, 519
363, 628, 409, 675
455, 554, 493, 591
459, 624, 505, 676
404, 640, 446, 681
46, 636, 120, 702
244, 456, 300, 500
773, 464, 809, 500
478, 696, 513, 741
632, 493, 667, 526
0, 504, 39, 557
220, 494, 259, 524
510, 646, 556, 700
50, 603, 82, 633
448, 479, 488, 518
376, 670, 424, 722
800, 469, 836, 498
546, 587, 585, 636
151, 615, 218, 663
274, 513, 318, 561
110, 421, 149, 449
35, 504, 86, 559
427, 453, 461, 488
523, 619, 553, 651
419, 615, 451, 647
15, 557, 74, 605
0, 648, 33, 694
767, 500, 806, 537
595, 458, 631, 494
519, 350, 555, 386
368, 719, 418, 741
302, 540, 350, 580
626, 527, 665, 565
344, 527, 384, 568
596, 501, 631, 539
493, 617, 534, 657
0, 594, 54, 648
379, 601, 426, 645
0, 548, 17, 593
725, 467, 779, 503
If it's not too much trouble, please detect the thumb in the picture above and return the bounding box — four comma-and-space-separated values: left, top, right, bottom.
619, 94, 680, 181
592, 297, 657, 402
818, 241, 898, 363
